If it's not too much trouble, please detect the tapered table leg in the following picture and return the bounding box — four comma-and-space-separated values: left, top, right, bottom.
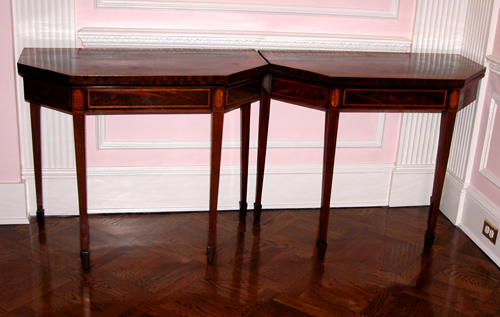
318, 89, 341, 258
72, 89, 90, 270
425, 94, 459, 250
207, 89, 225, 263
254, 75, 272, 221
239, 103, 251, 219
30, 103, 45, 227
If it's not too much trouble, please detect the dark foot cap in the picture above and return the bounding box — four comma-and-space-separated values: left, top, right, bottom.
239, 201, 248, 219
317, 240, 328, 259
253, 203, 262, 221
424, 233, 435, 251
36, 208, 45, 228
81, 251, 90, 271
207, 245, 215, 264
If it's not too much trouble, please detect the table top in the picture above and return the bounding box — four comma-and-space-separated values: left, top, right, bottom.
17, 48, 268, 86
18, 48, 486, 91
260, 51, 486, 88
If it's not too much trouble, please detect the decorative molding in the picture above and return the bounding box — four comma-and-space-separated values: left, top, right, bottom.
487, 55, 500, 76
78, 28, 411, 52
466, 185, 500, 223
95, 0, 400, 19
479, 94, 500, 189
96, 113, 386, 150
339, 113, 385, 148
480, 168, 500, 191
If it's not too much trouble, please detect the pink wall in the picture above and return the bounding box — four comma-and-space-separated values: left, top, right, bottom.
75, 0, 415, 167
0, 0, 22, 183
75, 1, 417, 40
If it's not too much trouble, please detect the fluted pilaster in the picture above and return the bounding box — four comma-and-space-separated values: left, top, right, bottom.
12, 0, 76, 171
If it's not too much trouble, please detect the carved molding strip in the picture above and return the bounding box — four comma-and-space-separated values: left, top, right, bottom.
487, 55, 500, 76
95, 0, 400, 18
78, 27, 410, 52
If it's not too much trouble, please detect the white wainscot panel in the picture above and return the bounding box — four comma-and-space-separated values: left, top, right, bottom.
95, 104, 386, 151
479, 94, 500, 189
95, 0, 400, 18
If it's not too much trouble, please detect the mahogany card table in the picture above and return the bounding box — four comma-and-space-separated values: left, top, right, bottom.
256, 51, 485, 257
17, 48, 268, 269
17, 48, 485, 269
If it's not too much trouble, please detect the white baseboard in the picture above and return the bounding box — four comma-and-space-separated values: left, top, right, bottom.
389, 165, 435, 207
22, 164, 397, 216
439, 171, 466, 225
19, 163, 473, 225
389, 164, 468, 227
461, 186, 500, 267
0, 183, 29, 224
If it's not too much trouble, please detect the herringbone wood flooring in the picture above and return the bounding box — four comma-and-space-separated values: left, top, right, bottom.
1, 207, 499, 316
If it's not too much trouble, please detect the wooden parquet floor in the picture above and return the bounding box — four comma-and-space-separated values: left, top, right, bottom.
1, 207, 499, 316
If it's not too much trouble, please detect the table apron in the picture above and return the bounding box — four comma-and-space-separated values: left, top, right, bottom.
342, 89, 448, 110
86, 87, 212, 113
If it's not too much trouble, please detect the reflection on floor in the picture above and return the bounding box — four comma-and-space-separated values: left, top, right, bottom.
1, 207, 499, 316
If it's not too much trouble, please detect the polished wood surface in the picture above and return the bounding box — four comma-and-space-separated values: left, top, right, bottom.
254, 50, 485, 261
1, 208, 499, 316
17, 48, 268, 85
260, 51, 485, 85
18, 48, 268, 268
